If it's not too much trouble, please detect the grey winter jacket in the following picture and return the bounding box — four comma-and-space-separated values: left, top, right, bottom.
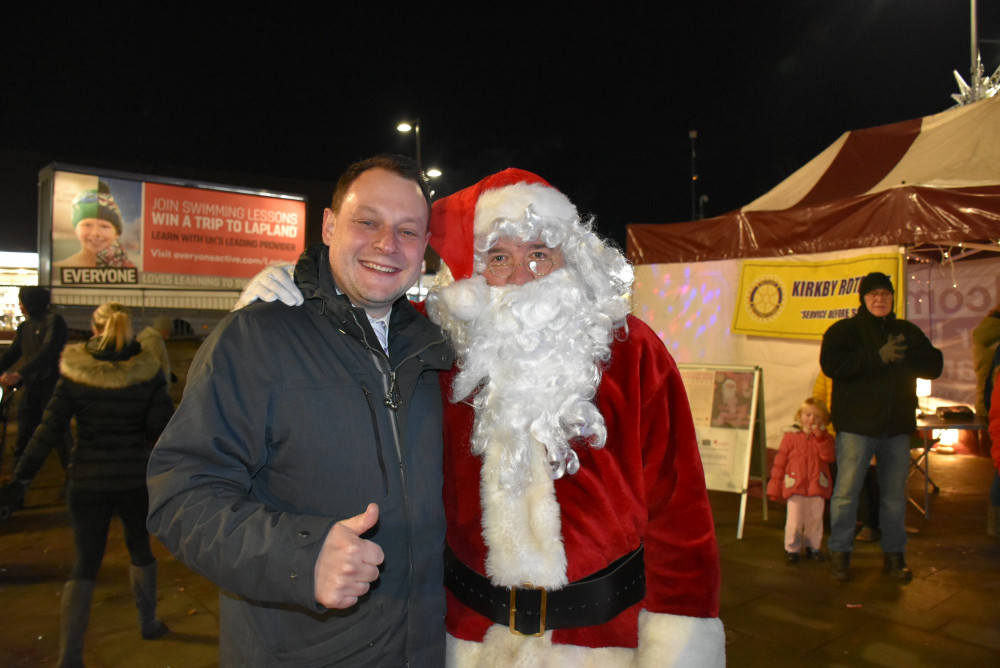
820, 303, 942, 437
147, 244, 454, 667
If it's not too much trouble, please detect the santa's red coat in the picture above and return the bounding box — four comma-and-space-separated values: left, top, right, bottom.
442, 314, 721, 649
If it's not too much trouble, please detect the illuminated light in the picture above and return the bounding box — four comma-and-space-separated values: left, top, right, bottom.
916, 378, 931, 397
934, 429, 959, 446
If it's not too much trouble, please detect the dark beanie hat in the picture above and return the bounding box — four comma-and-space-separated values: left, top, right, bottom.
858, 272, 894, 303
19, 286, 51, 319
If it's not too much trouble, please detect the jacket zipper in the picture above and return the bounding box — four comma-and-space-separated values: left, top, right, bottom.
358, 382, 390, 499
349, 309, 449, 661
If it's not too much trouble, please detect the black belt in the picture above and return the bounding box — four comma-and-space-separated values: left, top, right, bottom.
444, 543, 645, 636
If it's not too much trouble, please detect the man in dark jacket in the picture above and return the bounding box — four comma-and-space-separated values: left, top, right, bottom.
820, 272, 943, 582
0, 286, 69, 476
146, 155, 454, 667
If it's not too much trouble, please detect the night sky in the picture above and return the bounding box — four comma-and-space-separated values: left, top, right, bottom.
2, 1, 997, 255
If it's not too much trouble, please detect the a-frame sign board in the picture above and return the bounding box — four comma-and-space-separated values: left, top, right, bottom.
677, 364, 768, 539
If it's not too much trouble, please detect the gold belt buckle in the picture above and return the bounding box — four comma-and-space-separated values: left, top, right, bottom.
509, 583, 547, 636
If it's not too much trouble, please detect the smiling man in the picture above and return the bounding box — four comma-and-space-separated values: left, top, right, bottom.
146, 155, 454, 667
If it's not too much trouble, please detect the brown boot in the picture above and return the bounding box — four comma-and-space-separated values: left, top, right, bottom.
830, 551, 851, 580
883, 552, 913, 581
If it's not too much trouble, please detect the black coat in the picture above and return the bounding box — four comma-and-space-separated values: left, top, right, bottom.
820, 304, 943, 438
17, 339, 173, 491
0, 311, 67, 388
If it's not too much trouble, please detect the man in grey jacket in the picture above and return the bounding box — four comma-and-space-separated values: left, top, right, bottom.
147, 155, 454, 666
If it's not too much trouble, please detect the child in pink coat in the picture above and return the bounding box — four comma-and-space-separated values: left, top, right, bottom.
767, 398, 836, 563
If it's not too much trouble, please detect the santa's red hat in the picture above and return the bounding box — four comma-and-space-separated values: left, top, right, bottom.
429, 168, 577, 280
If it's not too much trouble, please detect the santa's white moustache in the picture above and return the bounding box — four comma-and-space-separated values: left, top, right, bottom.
431, 268, 618, 492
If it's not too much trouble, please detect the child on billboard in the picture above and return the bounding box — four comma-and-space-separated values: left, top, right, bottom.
57, 181, 135, 268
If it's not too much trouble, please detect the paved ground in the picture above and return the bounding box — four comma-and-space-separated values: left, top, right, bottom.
716, 451, 1000, 667
0, 457, 220, 667
2, 449, 997, 667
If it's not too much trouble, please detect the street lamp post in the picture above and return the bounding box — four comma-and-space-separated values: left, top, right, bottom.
397, 119, 422, 172
689, 129, 698, 220
397, 119, 443, 187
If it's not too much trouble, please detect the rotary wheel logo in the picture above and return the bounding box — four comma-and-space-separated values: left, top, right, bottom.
747, 276, 784, 322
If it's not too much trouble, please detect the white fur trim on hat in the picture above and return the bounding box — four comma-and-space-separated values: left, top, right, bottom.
474, 182, 578, 237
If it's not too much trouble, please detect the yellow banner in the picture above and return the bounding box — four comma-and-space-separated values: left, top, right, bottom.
732, 252, 903, 340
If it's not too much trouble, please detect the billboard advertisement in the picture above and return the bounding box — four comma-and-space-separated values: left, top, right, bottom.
40, 166, 306, 290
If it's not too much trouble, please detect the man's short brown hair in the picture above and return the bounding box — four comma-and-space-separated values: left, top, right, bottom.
330, 154, 431, 214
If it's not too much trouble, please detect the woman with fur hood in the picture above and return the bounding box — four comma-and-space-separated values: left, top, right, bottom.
11, 302, 174, 667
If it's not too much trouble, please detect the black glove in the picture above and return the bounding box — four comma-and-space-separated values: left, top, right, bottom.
879, 333, 907, 364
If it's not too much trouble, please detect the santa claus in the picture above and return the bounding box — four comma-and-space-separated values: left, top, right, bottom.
425, 169, 724, 666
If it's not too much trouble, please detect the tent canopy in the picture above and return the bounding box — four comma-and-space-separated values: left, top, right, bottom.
627, 97, 1000, 265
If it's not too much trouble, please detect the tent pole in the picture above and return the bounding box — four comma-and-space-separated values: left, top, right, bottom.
971, 0, 979, 96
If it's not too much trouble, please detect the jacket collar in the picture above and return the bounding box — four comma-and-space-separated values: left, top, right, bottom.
293, 243, 452, 364
60, 341, 162, 389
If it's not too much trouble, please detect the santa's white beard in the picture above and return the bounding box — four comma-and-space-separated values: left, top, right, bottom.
434, 268, 617, 494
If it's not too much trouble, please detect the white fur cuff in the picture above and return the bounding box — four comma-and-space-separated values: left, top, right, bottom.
636, 610, 726, 668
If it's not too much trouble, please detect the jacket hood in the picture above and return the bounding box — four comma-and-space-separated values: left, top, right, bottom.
60, 340, 163, 389
294, 244, 343, 307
